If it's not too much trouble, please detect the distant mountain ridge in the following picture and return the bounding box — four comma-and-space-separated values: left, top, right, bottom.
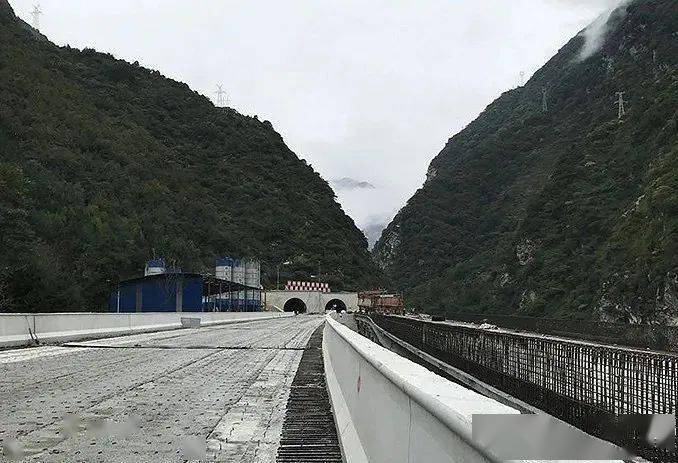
0, 0, 381, 311
362, 221, 388, 250
331, 177, 376, 190
374, 0, 677, 323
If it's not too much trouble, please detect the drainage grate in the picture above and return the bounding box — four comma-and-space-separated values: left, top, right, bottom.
276, 323, 343, 463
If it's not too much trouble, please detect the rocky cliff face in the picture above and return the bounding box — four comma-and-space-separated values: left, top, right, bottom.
374, 0, 677, 323
0, 1, 381, 311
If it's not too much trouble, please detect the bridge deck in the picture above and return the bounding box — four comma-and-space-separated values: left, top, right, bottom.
0, 315, 325, 462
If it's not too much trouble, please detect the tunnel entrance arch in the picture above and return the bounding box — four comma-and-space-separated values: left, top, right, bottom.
284, 298, 307, 314
325, 299, 347, 313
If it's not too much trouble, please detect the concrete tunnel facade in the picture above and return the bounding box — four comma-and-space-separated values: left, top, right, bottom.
264, 290, 358, 314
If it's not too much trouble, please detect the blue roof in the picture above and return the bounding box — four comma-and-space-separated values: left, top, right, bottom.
146, 258, 166, 268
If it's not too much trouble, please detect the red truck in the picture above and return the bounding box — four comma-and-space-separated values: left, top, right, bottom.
358, 290, 404, 315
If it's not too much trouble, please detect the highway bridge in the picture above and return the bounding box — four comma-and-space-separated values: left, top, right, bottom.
0, 312, 675, 462
1, 315, 330, 462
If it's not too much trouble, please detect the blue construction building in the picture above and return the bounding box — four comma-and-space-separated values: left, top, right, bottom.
108, 273, 204, 313
108, 260, 263, 313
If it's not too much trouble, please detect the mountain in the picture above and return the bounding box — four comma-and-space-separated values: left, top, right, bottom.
0, 1, 381, 312
331, 177, 376, 191
362, 221, 388, 250
374, 0, 677, 323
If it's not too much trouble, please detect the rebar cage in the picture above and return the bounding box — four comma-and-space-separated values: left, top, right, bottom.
370, 315, 678, 462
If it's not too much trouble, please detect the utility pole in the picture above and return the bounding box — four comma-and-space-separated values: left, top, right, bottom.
615, 91, 627, 120
214, 85, 228, 107
542, 87, 549, 112
31, 4, 42, 30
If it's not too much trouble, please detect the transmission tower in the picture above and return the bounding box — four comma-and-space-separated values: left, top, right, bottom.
615, 91, 627, 120
31, 4, 42, 29
214, 85, 228, 107
542, 87, 549, 112
519, 71, 525, 86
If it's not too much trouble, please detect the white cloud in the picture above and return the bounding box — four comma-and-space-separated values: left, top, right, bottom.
578, 0, 632, 60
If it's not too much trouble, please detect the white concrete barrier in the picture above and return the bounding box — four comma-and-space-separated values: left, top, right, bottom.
323, 315, 518, 463
0, 312, 292, 348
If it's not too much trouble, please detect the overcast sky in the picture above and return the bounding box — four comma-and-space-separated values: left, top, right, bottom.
11, 0, 621, 231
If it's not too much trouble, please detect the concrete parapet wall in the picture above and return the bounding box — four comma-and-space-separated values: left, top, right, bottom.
0, 312, 292, 348
322, 315, 518, 463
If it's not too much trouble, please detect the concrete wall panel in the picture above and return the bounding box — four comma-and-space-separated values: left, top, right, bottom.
0, 314, 33, 344
353, 352, 410, 463
322, 315, 518, 463
409, 399, 487, 463
0, 312, 292, 348
34, 313, 131, 337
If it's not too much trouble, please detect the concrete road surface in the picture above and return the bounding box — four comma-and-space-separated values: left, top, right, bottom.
0, 315, 324, 462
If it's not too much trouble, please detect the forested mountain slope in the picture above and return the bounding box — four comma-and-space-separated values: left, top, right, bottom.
0, 0, 380, 311
374, 0, 677, 323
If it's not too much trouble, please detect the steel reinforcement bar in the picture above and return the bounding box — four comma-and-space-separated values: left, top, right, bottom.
441, 312, 678, 351
370, 315, 678, 463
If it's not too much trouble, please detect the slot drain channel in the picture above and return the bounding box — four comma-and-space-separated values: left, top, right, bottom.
276, 323, 342, 462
